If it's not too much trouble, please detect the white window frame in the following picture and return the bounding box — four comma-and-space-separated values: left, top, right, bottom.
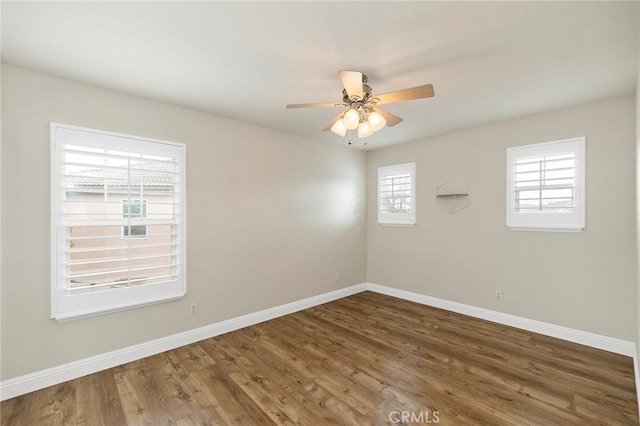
506, 137, 585, 232
50, 123, 187, 321
378, 162, 416, 226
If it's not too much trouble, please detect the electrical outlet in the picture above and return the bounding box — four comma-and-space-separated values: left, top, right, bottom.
190, 303, 198, 315
495, 290, 503, 301
335, 272, 340, 283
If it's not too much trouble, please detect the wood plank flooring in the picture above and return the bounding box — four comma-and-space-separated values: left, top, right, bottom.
2, 291, 637, 425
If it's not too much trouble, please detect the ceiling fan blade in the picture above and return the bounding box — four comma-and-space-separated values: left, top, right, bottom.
339, 70, 363, 99
323, 113, 344, 131
286, 102, 343, 109
374, 84, 434, 105
372, 107, 403, 127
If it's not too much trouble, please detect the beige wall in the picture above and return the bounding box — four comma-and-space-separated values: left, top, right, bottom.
367, 96, 637, 341
2, 62, 637, 382
636, 10, 640, 373
0, 64, 367, 379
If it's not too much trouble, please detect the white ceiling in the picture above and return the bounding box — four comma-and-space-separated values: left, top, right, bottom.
2, 2, 638, 150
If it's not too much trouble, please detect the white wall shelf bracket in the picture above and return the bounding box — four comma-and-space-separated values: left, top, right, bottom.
436, 178, 470, 214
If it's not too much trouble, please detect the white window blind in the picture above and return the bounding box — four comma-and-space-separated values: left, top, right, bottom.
507, 137, 585, 232
381, 173, 412, 214
514, 153, 575, 212
378, 163, 416, 225
51, 123, 186, 321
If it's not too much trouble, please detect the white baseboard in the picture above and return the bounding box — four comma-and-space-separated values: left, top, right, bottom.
365, 283, 636, 357
0, 283, 367, 401
2, 281, 636, 401
634, 349, 640, 418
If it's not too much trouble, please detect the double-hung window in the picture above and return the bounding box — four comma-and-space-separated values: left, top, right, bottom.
51, 123, 186, 321
378, 162, 416, 225
506, 137, 585, 232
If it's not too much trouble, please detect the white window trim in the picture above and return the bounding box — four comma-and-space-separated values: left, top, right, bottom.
378, 162, 417, 226
50, 123, 187, 322
506, 137, 585, 232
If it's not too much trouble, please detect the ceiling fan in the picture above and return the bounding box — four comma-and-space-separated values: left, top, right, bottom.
286, 70, 434, 145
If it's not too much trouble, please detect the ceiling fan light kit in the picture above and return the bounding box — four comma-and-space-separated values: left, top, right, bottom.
286, 70, 434, 146
343, 108, 360, 130
330, 118, 348, 137
357, 120, 372, 138
367, 111, 386, 132
333, 107, 386, 139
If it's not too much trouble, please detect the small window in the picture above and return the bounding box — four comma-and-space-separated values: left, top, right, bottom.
122, 199, 147, 238
378, 162, 416, 225
506, 137, 585, 232
51, 123, 186, 321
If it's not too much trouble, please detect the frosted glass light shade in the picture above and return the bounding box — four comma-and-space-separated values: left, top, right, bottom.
330, 119, 347, 137
343, 108, 360, 130
358, 121, 373, 138
367, 111, 387, 132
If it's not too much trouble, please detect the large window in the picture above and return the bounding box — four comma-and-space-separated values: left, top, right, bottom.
506, 137, 585, 232
378, 162, 416, 225
51, 123, 186, 321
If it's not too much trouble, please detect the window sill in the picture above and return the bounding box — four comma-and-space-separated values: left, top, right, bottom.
53, 280, 185, 322
54, 294, 185, 323
508, 226, 583, 233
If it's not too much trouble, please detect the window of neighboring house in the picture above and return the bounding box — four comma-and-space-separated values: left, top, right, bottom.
378, 162, 416, 225
506, 137, 585, 232
50, 123, 186, 321
122, 199, 147, 238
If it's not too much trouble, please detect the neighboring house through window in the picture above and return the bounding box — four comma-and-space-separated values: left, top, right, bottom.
122, 199, 147, 238
378, 162, 416, 225
506, 137, 585, 232
51, 123, 186, 321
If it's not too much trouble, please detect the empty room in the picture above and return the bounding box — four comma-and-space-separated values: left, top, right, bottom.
2, 1, 640, 425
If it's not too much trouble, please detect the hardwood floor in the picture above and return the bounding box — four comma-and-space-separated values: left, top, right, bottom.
2, 291, 637, 425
